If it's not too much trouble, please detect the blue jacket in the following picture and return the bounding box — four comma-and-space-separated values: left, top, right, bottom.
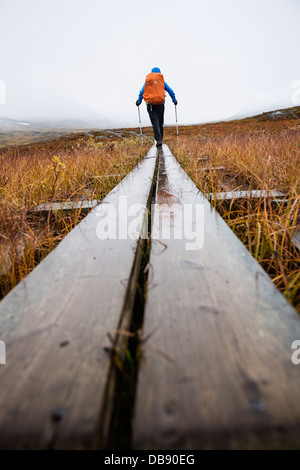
137, 67, 177, 104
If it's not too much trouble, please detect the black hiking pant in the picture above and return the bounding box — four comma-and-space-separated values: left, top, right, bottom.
147, 103, 164, 143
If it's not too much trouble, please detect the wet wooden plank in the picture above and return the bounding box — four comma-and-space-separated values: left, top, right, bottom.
207, 189, 286, 201
0, 146, 157, 449
197, 166, 225, 172
29, 199, 99, 213
133, 144, 300, 450
90, 174, 127, 179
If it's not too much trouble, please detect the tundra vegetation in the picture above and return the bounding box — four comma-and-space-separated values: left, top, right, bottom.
0, 107, 299, 313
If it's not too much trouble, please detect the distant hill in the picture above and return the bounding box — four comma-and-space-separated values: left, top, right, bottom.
0, 118, 88, 148
1, 104, 299, 148
0, 115, 113, 148
0, 88, 115, 130
249, 105, 300, 121
230, 105, 300, 123
0, 116, 110, 132
0, 117, 34, 132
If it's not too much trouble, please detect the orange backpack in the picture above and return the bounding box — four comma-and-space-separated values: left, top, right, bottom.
143, 72, 165, 105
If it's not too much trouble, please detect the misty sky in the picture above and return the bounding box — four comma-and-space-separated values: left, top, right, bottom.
0, 0, 300, 127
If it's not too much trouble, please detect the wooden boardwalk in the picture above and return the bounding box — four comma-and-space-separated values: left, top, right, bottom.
132, 145, 300, 450
0, 143, 299, 449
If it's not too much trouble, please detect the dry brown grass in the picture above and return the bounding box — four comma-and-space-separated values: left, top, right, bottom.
165, 114, 300, 312
0, 131, 149, 298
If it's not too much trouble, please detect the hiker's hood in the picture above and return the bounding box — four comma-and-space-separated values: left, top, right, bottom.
151, 67, 161, 73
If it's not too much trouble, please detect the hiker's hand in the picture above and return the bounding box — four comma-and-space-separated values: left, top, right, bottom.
136, 100, 141, 106
174, 100, 178, 106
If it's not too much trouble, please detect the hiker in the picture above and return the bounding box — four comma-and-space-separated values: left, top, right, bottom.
136, 67, 177, 148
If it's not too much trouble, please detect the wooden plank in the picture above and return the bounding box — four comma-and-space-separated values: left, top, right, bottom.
0, 146, 158, 449
132, 144, 300, 450
90, 174, 126, 179
143, 146, 157, 159
197, 166, 225, 172
207, 189, 286, 201
29, 199, 99, 213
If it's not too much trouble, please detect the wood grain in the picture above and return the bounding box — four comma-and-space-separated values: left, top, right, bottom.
0, 146, 157, 449
132, 144, 300, 450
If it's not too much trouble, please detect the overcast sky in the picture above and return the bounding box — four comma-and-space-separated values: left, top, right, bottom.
0, 0, 300, 127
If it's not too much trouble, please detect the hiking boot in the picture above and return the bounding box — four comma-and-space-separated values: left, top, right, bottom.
156, 141, 162, 148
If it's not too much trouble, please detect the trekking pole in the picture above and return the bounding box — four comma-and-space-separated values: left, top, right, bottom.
175, 104, 179, 145
137, 106, 143, 144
